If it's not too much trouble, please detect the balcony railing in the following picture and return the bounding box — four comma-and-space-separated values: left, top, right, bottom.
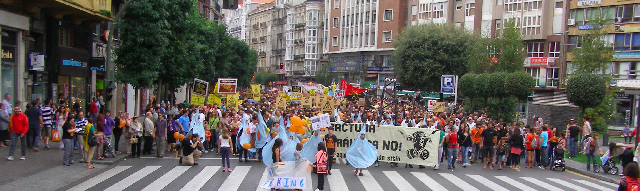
252, 38, 258, 43
253, 24, 259, 29
294, 55, 304, 60
295, 23, 305, 29
260, 36, 267, 42
260, 22, 267, 29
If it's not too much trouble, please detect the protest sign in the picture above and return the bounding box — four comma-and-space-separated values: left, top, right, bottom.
251, 84, 261, 101
334, 90, 344, 100
358, 98, 365, 107
291, 85, 302, 93
226, 93, 239, 108
217, 78, 237, 94
207, 94, 221, 106
193, 78, 208, 96
276, 97, 287, 111
433, 102, 444, 113
315, 95, 326, 107
320, 100, 333, 115
191, 94, 205, 106
259, 161, 313, 190
301, 97, 312, 108
310, 114, 331, 130
329, 123, 439, 166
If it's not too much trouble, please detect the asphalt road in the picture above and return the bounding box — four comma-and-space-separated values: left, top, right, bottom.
51, 153, 617, 191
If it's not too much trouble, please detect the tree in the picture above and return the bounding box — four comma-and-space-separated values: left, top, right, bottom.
315, 63, 339, 86
571, 13, 614, 74
393, 23, 478, 92
487, 72, 508, 99
458, 73, 478, 99
566, 73, 606, 112
505, 72, 535, 102
254, 72, 278, 85
115, 0, 170, 89
476, 73, 491, 104
495, 20, 526, 73
220, 37, 258, 87
196, 20, 226, 83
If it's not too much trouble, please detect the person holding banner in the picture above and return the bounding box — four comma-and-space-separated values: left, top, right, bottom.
346, 127, 378, 176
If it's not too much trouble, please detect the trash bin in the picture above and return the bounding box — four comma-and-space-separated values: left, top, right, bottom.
603, 133, 609, 146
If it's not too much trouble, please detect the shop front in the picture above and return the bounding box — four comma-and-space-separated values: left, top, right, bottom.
1, 10, 29, 107
1, 30, 17, 101
57, 59, 90, 112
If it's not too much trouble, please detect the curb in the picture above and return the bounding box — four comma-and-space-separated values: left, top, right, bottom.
565, 165, 618, 184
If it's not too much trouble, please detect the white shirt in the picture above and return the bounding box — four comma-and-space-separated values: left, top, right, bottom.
219, 135, 231, 147
2, 99, 11, 116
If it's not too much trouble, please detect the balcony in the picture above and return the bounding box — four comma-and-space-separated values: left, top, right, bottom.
252, 38, 258, 44
259, 51, 266, 58
295, 23, 305, 29
253, 24, 259, 29
259, 36, 267, 42
294, 55, 304, 60
260, 22, 267, 29
11, 0, 114, 24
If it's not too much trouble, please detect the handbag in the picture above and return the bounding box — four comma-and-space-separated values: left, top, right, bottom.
88, 133, 98, 147
51, 129, 61, 142
510, 147, 522, 155
130, 137, 138, 144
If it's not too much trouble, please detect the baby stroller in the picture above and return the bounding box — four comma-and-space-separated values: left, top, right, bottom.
594, 155, 618, 175
549, 147, 565, 171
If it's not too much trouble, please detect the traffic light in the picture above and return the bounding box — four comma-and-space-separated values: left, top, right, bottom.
104, 81, 114, 103
280, 63, 284, 69
252, 75, 255, 79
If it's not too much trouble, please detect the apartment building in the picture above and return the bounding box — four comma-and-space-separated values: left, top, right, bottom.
198, 0, 225, 22
247, 2, 276, 72
284, 0, 325, 81
566, 0, 640, 127
325, 0, 408, 87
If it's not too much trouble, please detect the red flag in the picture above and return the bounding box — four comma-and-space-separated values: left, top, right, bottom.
340, 79, 366, 96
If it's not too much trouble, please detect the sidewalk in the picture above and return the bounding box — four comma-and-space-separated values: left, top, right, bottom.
563, 135, 629, 183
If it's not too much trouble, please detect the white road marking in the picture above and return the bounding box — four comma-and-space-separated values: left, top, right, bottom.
520, 177, 563, 191
142, 166, 190, 191
219, 166, 252, 191
495, 176, 536, 191
68, 166, 131, 191
574, 179, 615, 190
179, 166, 221, 191
383, 171, 417, 191
440, 173, 479, 191
467, 174, 508, 191
358, 170, 384, 191
546, 178, 589, 191
327, 169, 349, 191
411, 172, 447, 191
105, 166, 160, 191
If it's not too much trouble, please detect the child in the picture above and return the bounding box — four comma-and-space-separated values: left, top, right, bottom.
316, 142, 328, 191
497, 137, 509, 170
203, 121, 210, 152
294, 143, 303, 162
219, 128, 234, 172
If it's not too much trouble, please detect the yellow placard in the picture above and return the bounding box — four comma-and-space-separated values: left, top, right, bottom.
323, 87, 329, 95
291, 94, 302, 100
310, 90, 315, 96
207, 94, 222, 106
315, 95, 326, 108
321, 100, 334, 115
191, 94, 205, 106
226, 93, 239, 109
251, 84, 261, 101
302, 97, 312, 108
276, 97, 287, 111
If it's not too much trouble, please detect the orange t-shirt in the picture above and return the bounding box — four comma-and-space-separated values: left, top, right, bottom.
526, 133, 535, 150
471, 128, 483, 143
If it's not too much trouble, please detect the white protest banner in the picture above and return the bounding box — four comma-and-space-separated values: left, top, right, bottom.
310, 114, 331, 130
259, 161, 313, 191
329, 123, 440, 166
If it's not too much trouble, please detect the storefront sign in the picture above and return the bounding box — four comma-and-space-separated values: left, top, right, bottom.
274, 81, 287, 85
29, 52, 45, 71
367, 67, 392, 71
329, 65, 360, 72
524, 57, 554, 67
62, 60, 82, 67
615, 24, 640, 33
1, 47, 14, 62
89, 57, 106, 71
366, 73, 378, 78
578, 25, 601, 30
614, 51, 640, 59
577, 0, 601, 6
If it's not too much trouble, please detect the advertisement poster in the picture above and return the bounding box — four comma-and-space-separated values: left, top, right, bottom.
330, 123, 439, 166
217, 78, 238, 94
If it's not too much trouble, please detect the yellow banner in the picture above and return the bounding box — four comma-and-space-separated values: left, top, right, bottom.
252, 84, 261, 101
310, 89, 315, 96
207, 94, 222, 106
191, 94, 205, 106
226, 93, 239, 109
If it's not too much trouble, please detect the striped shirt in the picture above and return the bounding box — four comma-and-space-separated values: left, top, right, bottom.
75, 118, 88, 129
41, 106, 54, 126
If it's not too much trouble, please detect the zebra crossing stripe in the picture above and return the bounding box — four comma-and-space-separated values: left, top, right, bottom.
573, 180, 613, 190
520, 177, 563, 191
600, 181, 618, 188
327, 169, 349, 191
383, 171, 417, 191
440, 173, 479, 191
68, 166, 131, 191
410, 172, 448, 191
218, 166, 252, 191
142, 166, 191, 191
358, 170, 384, 191
467, 174, 508, 191
495, 176, 536, 191
547, 178, 589, 191
179, 166, 221, 191
105, 166, 161, 191
256, 167, 270, 191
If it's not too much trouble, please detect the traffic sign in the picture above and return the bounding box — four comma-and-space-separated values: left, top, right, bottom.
441, 75, 456, 94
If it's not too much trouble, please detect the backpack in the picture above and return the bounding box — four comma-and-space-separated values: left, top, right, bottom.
316, 151, 328, 174
530, 136, 538, 149
589, 138, 597, 151
620, 177, 640, 191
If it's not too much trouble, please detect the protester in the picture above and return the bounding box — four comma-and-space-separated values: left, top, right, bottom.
102, 110, 116, 158
62, 115, 77, 166
324, 127, 338, 174
509, 129, 524, 171
0, 103, 9, 147
346, 127, 377, 176
74, 112, 88, 163
219, 128, 233, 172
481, 124, 497, 170
41, 99, 54, 150
181, 133, 202, 166
25, 100, 43, 151
316, 142, 328, 191
619, 162, 639, 191
84, 118, 96, 169
154, 114, 167, 158
95, 114, 105, 160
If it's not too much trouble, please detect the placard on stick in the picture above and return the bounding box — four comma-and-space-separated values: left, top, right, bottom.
433, 102, 445, 113
276, 97, 287, 111
302, 97, 312, 108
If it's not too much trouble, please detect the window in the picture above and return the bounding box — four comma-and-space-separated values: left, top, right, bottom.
465, 3, 475, 16
333, 18, 339, 28
372, 11, 377, 23
433, 3, 444, 18
527, 42, 544, 57
547, 67, 560, 87
304, 61, 317, 76
334, 0, 339, 8
548, 41, 560, 58
614, 33, 640, 50
384, 10, 393, 21
495, 19, 502, 37
412, 6, 417, 16
635, 4, 640, 22
332, 36, 338, 47
504, 0, 522, 13
523, 0, 541, 11
522, 15, 541, 35
383, 31, 392, 42
59, 27, 74, 47
526, 67, 540, 84
617, 4, 634, 22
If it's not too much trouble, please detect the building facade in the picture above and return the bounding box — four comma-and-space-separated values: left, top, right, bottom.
248, 2, 276, 72
284, 0, 325, 81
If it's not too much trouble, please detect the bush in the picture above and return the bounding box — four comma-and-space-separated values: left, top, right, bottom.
505, 72, 535, 102
566, 73, 606, 109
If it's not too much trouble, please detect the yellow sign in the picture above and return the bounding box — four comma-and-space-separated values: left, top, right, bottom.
616, 24, 640, 33
276, 97, 287, 111
323, 87, 329, 95
291, 94, 302, 100
191, 94, 205, 106
302, 97, 312, 108
310, 90, 315, 96
315, 95, 326, 107
207, 94, 221, 106
433, 102, 445, 113
251, 84, 261, 101
321, 100, 334, 115
226, 93, 239, 109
